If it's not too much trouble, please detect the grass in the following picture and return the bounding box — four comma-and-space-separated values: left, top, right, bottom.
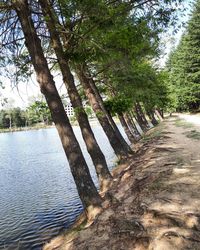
70, 219, 87, 233
149, 179, 164, 191
175, 156, 184, 166
142, 125, 164, 142
61, 214, 87, 239
174, 119, 194, 129
183, 129, 200, 140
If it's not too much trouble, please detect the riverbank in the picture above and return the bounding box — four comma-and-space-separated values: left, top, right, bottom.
0, 118, 118, 134
0, 124, 55, 133
43, 114, 200, 250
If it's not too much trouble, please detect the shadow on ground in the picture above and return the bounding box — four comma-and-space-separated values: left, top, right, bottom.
43, 116, 200, 250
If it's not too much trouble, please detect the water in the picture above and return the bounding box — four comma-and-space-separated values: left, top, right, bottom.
0, 124, 127, 250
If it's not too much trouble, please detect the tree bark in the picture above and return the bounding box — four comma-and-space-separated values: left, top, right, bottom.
76, 65, 133, 159
14, 0, 102, 215
146, 110, 158, 126
39, 0, 112, 192
89, 80, 133, 154
155, 109, 163, 121
129, 111, 142, 136
134, 102, 151, 132
123, 113, 139, 140
118, 114, 136, 143
156, 108, 164, 119
136, 102, 150, 128
134, 105, 147, 132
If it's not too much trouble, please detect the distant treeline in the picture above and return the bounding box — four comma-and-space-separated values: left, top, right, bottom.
166, 0, 200, 112
0, 101, 52, 129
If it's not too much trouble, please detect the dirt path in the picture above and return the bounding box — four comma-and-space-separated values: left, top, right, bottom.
142, 115, 200, 250
43, 114, 200, 250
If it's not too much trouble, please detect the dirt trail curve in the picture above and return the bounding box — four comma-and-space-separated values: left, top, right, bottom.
142, 114, 200, 250
44, 114, 200, 250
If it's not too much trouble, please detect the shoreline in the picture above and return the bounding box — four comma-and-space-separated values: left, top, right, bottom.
0, 125, 54, 134
42, 123, 161, 250
43, 115, 200, 250
0, 118, 120, 134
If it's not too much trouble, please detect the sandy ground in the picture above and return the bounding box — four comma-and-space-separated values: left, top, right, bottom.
179, 113, 200, 126
43, 114, 200, 250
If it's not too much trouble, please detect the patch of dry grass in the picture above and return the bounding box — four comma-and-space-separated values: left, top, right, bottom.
183, 130, 200, 140
174, 119, 194, 129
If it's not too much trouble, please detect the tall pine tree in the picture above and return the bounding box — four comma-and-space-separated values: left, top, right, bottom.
167, 0, 200, 111
184, 0, 200, 110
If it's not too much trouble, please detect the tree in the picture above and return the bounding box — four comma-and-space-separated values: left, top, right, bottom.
38, 0, 112, 191
0, 110, 9, 128
26, 101, 52, 125
52, 0, 182, 153
39, 0, 134, 159
1, 0, 103, 218
0, 0, 184, 218
167, 0, 200, 111
0, 107, 26, 129
76, 65, 133, 157
184, 0, 200, 110
11, 107, 26, 127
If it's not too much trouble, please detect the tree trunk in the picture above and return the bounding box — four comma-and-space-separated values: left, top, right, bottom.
14, 0, 102, 216
146, 110, 158, 126
76, 65, 133, 159
87, 76, 133, 154
118, 114, 136, 143
136, 102, 150, 128
156, 108, 164, 119
129, 112, 141, 136
155, 109, 163, 121
129, 111, 142, 136
39, 0, 112, 192
9, 115, 12, 130
134, 104, 148, 132
123, 113, 139, 140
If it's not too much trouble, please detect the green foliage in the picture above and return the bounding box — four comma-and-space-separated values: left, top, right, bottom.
26, 101, 52, 125
96, 110, 104, 119
166, 0, 200, 111
84, 106, 94, 118
0, 108, 26, 129
0, 99, 53, 129
0, 0, 187, 127
104, 96, 132, 115
74, 106, 84, 116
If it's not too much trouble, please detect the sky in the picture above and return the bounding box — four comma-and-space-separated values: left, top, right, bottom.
158, 0, 193, 67
0, 0, 194, 109
0, 73, 67, 109
0, 76, 40, 108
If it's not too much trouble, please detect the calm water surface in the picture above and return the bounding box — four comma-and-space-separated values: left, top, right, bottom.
0, 124, 127, 250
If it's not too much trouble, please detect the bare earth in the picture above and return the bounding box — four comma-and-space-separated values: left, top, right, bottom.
43, 114, 200, 250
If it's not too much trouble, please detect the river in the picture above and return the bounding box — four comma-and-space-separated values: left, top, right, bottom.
0, 124, 127, 250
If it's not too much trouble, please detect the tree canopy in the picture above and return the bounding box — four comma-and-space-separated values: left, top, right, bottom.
166, 0, 200, 111
0, 0, 193, 216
